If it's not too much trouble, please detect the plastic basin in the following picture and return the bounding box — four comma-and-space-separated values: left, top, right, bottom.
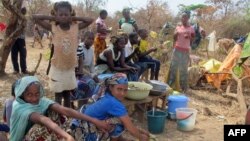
126, 82, 153, 100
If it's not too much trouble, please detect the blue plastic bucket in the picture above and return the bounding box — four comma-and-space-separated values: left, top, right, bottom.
147, 110, 167, 134
167, 95, 188, 119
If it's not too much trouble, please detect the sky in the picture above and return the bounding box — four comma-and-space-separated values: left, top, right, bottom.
50, 0, 207, 15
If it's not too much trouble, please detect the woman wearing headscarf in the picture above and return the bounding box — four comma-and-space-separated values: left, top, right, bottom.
71, 73, 149, 141
10, 76, 110, 141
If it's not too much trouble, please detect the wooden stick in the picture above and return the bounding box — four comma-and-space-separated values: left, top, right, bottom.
30, 53, 42, 76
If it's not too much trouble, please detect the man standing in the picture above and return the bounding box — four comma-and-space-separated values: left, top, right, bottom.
11, 7, 29, 74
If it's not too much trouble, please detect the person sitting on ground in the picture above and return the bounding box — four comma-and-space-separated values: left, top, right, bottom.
71, 73, 149, 141
10, 76, 110, 141
72, 31, 99, 103
3, 81, 17, 128
95, 35, 139, 81
137, 29, 161, 80
0, 123, 9, 141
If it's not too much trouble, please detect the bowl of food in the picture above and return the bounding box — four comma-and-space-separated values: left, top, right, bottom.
126, 82, 153, 100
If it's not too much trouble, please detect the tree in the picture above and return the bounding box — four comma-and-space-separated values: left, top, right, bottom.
133, 0, 171, 31
0, 0, 26, 74
205, 0, 234, 18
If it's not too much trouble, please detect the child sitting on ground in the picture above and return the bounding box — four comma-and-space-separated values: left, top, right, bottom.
71, 73, 149, 141
137, 29, 161, 80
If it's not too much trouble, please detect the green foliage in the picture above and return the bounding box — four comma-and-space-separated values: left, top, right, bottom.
178, 4, 207, 12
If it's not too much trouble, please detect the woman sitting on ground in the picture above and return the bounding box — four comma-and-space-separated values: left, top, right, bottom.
71, 73, 149, 141
10, 76, 110, 141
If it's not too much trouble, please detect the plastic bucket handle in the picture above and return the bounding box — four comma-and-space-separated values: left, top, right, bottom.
176, 113, 193, 121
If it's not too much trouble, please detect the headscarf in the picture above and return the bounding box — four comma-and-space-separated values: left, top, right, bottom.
10, 76, 55, 141
106, 73, 128, 85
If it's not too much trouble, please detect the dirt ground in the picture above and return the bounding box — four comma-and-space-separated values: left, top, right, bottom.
0, 37, 249, 141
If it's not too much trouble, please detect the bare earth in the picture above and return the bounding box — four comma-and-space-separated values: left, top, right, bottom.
0, 37, 249, 141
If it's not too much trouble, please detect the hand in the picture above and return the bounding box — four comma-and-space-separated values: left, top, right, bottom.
65, 135, 75, 141
139, 128, 150, 136
93, 75, 99, 83
134, 47, 139, 52
140, 133, 149, 141
93, 119, 112, 132
129, 67, 138, 73
150, 47, 157, 52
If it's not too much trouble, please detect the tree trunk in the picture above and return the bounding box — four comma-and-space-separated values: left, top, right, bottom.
0, 0, 25, 75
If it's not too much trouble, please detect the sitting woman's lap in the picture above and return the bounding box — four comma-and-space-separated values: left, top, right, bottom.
71, 105, 124, 141
24, 110, 69, 141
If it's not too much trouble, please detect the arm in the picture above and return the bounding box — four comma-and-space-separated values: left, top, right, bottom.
125, 47, 139, 62
50, 103, 110, 131
119, 115, 149, 140
76, 56, 84, 75
173, 28, 178, 48
3, 104, 6, 123
137, 48, 156, 58
32, 14, 54, 31
72, 17, 94, 30
97, 23, 109, 34
118, 20, 122, 29
105, 50, 130, 72
133, 23, 138, 33
119, 50, 135, 69
190, 27, 195, 46
29, 112, 74, 141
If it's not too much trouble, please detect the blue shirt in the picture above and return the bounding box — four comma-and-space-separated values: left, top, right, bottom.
84, 93, 127, 120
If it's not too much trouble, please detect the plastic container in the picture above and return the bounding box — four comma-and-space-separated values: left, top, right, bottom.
147, 80, 168, 91
147, 110, 167, 134
126, 82, 153, 100
167, 95, 189, 119
176, 108, 197, 131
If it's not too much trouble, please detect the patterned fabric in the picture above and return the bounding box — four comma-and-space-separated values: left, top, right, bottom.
71, 105, 124, 141
23, 110, 69, 141
106, 73, 128, 85
10, 76, 55, 141
167, 48, 190, 92
94, 36, 107, 60
71, 76, 97, 100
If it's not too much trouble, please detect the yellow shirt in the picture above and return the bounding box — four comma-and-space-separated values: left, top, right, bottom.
139, 39, 149, 53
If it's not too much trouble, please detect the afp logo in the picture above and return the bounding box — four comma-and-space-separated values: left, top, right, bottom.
224, 125, 250, 141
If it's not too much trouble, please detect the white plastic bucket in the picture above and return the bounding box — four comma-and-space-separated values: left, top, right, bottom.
176, 108, 197, 131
